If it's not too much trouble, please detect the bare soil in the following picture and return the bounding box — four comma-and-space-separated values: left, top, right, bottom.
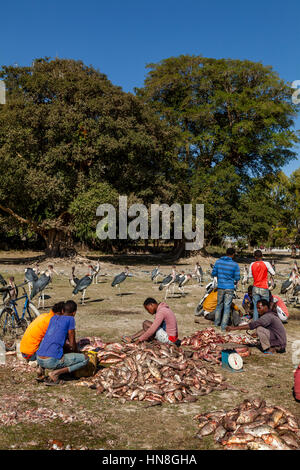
0, 250, 299, 450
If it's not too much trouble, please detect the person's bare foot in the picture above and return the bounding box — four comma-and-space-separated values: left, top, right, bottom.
47, 371, 60, 383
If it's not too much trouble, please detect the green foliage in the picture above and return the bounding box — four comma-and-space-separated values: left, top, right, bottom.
136, 55, 299, 175
0, 58, 180, 252
69, 182, 119, 242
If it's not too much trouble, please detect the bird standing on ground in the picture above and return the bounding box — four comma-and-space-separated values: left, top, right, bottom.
177, 273, 192, 296
111, 267, 132, 297
0, 274, 7, 287
241, 265, 248, 292
88, 261, 101, 284
194, 263, 203, 284
159, 267, 177, 299
25, 267, 39, 297
30, 266, 57, 309
151, 266, 162, 283
69, 266, 79, 288
72, 273, 93, 305
2, 277, 18, 304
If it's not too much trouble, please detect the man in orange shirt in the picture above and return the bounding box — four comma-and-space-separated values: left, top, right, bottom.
20, 301, 64, 378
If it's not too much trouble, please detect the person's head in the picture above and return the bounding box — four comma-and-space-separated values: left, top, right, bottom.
254, 249, 263, 260
226, 247, 235, 258
256, 299, 270, 316
143, 297, 158, 315
52, 301, 65, 314
63, 300, 77, 316
248, 285, 253, 297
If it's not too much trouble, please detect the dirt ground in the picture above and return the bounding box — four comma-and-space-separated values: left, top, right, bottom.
0, 249, 299, 450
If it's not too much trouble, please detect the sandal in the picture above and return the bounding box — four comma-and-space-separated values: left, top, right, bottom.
35, 376, 46, 383
263, 351, 274, 355
44, 377, 65, 386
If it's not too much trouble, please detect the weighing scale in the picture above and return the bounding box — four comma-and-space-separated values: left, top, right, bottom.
221, 349, 244, 372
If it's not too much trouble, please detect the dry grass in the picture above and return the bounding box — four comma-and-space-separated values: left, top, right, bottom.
0, 250, 299, 450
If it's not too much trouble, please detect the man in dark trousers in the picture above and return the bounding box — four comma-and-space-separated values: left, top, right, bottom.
212, 247, 240, 331
226, 299, 286, 354
248, 249, 275, 321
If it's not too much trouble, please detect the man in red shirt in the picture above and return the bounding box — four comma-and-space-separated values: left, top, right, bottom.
248, 250, 275, 320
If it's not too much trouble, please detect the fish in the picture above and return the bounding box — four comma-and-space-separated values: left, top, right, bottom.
196, 421, 218, 438
222, 433, 255, 445
279, 433, 300, 449
239, 424, 275, 438
247, 441, 274, 450
214, 425, 227, 442
147, 362, 162, 381
261, 433, 292, 450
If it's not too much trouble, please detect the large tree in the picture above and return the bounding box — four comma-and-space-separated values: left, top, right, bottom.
0, 58, 180, 256
136, 55, 299, 248
136, 55, 299, 174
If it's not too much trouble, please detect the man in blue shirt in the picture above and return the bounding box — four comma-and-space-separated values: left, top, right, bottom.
212, 247, 240, 331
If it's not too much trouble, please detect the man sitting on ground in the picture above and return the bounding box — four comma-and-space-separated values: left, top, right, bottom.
195, 288, 247, 326
122, 297, 180, 346
20, 301, 65, 381
226, 299, 286, 354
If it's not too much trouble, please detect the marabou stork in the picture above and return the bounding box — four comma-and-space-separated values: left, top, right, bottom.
30, 266, 57, 309
280, 268, 300, 304
194, 263, 203, 284
24, 267, 39, 297
159, 267, 177, 299
151, 266, 162, 283
88, 261, 101, 284
72, 274, 93, 305
111, 267, 132, 296
69, 266, 79, 288
0, 274, 7, 287
241, 265, 248, 292
177, 273, 192, 296
2, 277, 18, 304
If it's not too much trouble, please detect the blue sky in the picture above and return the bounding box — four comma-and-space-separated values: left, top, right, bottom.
1, 0, 299, 175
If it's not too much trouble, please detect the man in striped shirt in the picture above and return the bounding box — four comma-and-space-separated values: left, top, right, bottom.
248, 250, 275, 321
212, 247, 240, 331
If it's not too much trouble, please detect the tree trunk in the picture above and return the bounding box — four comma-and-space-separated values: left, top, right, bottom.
171, 239, 208, 260
41, 228, 77, 258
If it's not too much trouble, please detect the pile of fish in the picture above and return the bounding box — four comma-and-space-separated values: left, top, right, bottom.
181, 328, 256, 363
194, 398, 300, 450
77, 337, 235, 404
